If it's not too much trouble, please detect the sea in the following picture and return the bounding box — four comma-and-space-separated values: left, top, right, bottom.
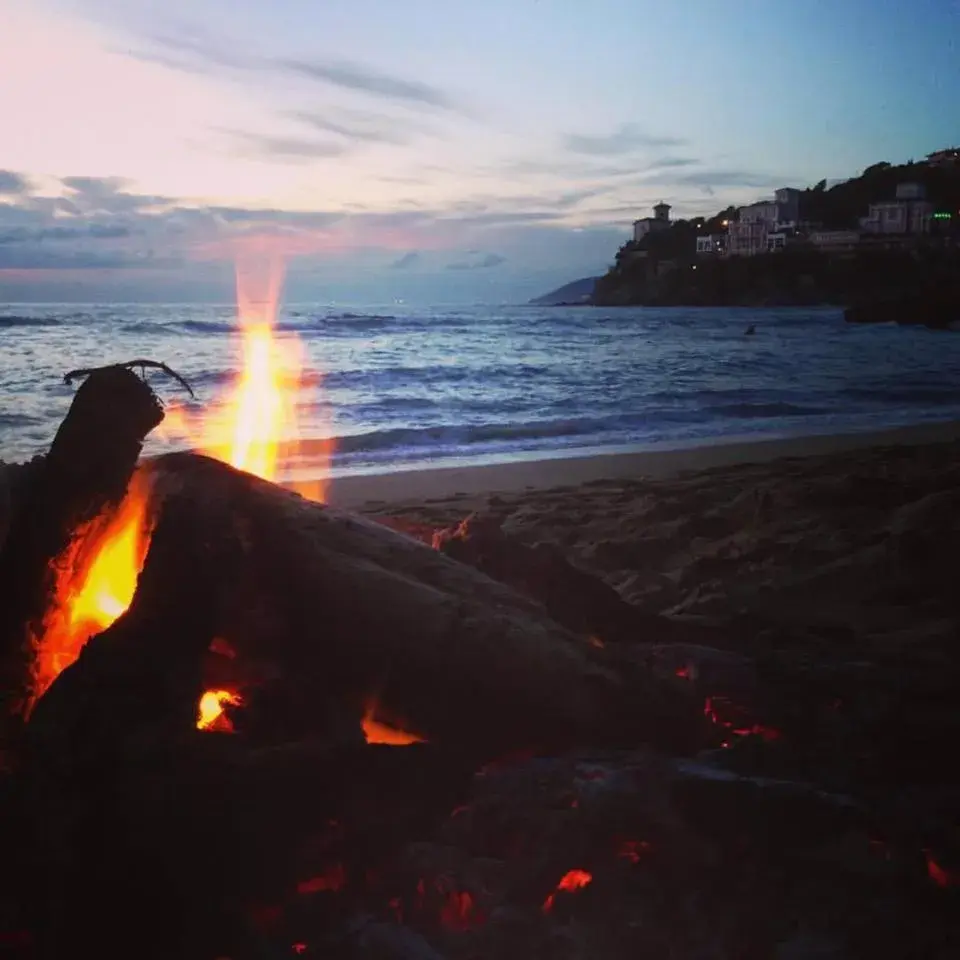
3, 303, 960, 479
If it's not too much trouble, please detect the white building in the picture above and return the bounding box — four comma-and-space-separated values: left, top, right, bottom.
727, 187, 802, 256
926, 147, 960, 168
774, 187, 801, 230
696, 234, 726, 255
727, 220, 768, 257
633, 201, 672, 243
860, 182, 933, 235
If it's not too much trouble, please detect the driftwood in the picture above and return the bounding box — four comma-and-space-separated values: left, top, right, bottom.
127, 452, 701, 758
20, 492, 477, 958
0, 366, 162, 737
433, 512, 718, 647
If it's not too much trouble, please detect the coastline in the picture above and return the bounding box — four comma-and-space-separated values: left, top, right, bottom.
313, 418, 960, 509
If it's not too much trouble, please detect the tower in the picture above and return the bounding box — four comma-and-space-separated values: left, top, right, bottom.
653, 201, 671, 222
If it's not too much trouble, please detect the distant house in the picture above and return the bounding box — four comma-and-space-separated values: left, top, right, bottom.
696, 234, 726, 255
727, 187, 802, 256
860, 182, 934, 235
773, 187, 801, 230
926, 147, 960, 168
766, 231, 789, 252
633, 202, 671, 243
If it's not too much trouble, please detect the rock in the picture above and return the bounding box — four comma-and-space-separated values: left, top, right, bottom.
844, 292, 960, 330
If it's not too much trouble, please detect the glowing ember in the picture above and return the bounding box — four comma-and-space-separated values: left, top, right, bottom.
704, 695, 780, 742
617, 839, 651, 864
297, 863, 346, 895
197, 689, 243, 732
925, 850, 957, 887
361, 701, 425, 745
542, 869, 592, 912
440, 890, 485, 931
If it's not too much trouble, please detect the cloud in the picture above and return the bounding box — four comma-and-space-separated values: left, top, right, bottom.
0, 224, 132, 244
446, 252, 505, 270
635, 167, 796, 196
61, 176, 172, 213
219, 129, 349, 162
0, 171, 32, 196
562, 123, 685, 156
676, 169, 792, 189
391, 251, 420, 269
0, 247, 162, 270
289, 109, 412, 146
281, 59, 457, 112
135, 31, 461, 113
649, 156, 700, 169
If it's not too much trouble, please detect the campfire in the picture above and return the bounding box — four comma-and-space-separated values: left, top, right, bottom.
0, 265, 957, 960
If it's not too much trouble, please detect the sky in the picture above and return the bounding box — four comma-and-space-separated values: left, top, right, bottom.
0, 0, 958, 304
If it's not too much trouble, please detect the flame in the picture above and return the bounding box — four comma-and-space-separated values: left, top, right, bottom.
33, 250, 333, 718
361, 701, 425, 746
31, 470, 153, 706
542, 869, 592, 912
161, 253, 333, 500
197, 689, 243, 731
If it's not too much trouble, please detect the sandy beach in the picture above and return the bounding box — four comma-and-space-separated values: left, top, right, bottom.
323, 420, 960, 509
337, 420, 960, 710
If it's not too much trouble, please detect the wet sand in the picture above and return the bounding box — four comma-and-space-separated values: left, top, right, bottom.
320, 420, 960, 510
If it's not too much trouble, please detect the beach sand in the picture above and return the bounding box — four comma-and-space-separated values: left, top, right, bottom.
321, 421, 960, 705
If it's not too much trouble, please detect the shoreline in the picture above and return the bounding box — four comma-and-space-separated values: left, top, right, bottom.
313, 419, 960, 509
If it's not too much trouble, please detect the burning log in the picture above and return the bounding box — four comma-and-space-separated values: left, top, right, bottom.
129, 451, 701, 758
19, 493, 477, 958
0, 364, 163, 740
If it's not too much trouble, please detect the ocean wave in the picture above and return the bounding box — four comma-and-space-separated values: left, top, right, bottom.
330, 416, 616, 457
841, 386, 960, 406
276, 313, 406, 334
0, 314, 62, 328
708, 401, 830, 419
187, 368, 325, 390
175, 319, 235, 335
119, 320, 175, 335
322, 362, 553, 390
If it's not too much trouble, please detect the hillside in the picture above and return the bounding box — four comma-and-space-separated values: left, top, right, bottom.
594, 157, 960, 308
529, 276, 599, 306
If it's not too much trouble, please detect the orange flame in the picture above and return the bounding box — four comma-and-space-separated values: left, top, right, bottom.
162, 252, 333, 500
34, 250, 333, 718
542, 869, 592, 913
31, 470, 153, 706
361, 701, 425, 746
197, 689, 243, 731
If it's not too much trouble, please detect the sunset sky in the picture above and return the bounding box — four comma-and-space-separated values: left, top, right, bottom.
1, 0, 958, 303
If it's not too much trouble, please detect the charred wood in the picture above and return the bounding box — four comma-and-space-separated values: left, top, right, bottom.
0, 366, 162, 744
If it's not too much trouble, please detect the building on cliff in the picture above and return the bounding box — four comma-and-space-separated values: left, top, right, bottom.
632, 202, 671, 243
926, 147, 960, 168
860, 182, 934, 235
727, 188, 802, 256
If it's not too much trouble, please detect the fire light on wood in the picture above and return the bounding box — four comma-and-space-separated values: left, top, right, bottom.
31, 470, 153, 706
542, 868, 593, 913
196, 689, 243, 732
361, 700, 426, 745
